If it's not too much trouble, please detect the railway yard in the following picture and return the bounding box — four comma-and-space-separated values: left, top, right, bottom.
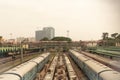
35, 52, 89, 80
1, 0, 120, 79
0, 48, 120, 80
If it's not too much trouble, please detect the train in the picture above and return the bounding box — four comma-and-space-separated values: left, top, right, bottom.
74, 48, 120, 72
0, 52, 50, 80
0, 47, 41, 58
69, 50, 120, 80
0, 47, 20, 57
81, 51, 120, 72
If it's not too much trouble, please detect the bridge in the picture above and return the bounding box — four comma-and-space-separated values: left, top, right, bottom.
27, 41, 81, 52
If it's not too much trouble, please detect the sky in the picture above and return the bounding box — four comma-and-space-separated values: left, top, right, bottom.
0, 0, 120, 41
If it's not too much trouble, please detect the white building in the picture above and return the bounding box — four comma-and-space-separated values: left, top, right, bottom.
6, 39, 16, 44
43, 27, 55, 39
16, 37, 35, 43
83, 41, 98, 47
116, 42, 120, 46
16, 37, 25, 43
35, 27, 55, 41
28, 37, 35, 42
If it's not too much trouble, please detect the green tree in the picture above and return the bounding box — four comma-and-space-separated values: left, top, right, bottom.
102, 32, 109, 46
40, 37, 49, 41
107, 38, 115, 46
0, 36, 2, 41
110, 33, 119, 46
102, 32, 108, 40
116, 34, 120, 39
51, 37, 72, 41
111, 33, 118, 39
116, 34, 120, 42
0, 36, 2, 47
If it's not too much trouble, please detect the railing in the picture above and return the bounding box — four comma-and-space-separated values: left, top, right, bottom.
87, 46, 120, 59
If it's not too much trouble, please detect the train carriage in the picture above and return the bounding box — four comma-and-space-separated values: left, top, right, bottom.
4, 61, 37, 80
84, 60, 112, 80
99, 70, 120, 80
0, 74, 20, 80
69, 49, 120, 80
0, 52, 50, 80
30, 52, 50, 72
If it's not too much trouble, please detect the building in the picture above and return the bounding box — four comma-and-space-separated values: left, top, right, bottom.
81, 41, 98, 47
86, 41, 98, 47
35, 27, 55, 41
35, 30, 45, 41
16, 37, 35, 43
43, 27, 55, 39
116, 42, 120, 46
6, 39, 16, 44
16, 37, 25, 43
28, 37, 35, 42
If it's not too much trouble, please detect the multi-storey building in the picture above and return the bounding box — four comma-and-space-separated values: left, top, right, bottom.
35, 27, 55, 41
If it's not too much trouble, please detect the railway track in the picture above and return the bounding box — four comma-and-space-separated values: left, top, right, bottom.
66, 53, 89, 80
53, 53, 68, 80
44, 54, 58, 80
41, 52, 89, 80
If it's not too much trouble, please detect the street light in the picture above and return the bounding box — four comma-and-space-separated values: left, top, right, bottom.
20, 42, 23, 63
20, 39, 26, 63
67, 30, 69, 37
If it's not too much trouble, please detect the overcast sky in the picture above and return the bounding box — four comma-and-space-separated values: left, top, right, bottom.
0, 0, 120, 41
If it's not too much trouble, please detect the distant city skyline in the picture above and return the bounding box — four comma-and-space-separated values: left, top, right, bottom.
0, 0, 120, 41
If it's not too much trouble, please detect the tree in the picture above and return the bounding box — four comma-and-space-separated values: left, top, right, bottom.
0, 36, 3, 47
111, 33, 118, 39
102, 32, 108, 40
116, 34, 120, 39
102, 32, 109, 46
40, 37, 49, 41
107, 38, 115, 46
51, 37, 72, 41
116, 34, 120, 42
101, 33, 120, 46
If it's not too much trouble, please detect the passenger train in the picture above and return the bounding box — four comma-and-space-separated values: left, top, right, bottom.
0, 52, 50, 80
69, 50, 120, 80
